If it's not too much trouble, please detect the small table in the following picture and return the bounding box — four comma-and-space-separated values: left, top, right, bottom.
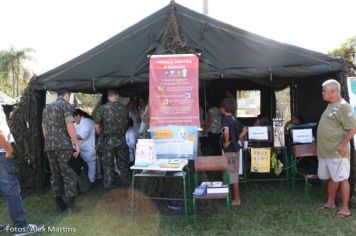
130, 161, 191, 223
290, 143, 318, 199
241, 146, 290, 186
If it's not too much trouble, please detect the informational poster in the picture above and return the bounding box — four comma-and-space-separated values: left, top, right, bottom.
150, 126, 198, 160
250, 148, 271, 173
347, 77, 356, 149
135, 139, 156, 165
149, 54, 200, 127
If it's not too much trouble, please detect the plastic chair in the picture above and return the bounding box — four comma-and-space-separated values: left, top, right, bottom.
193, 156, 231, 219
291, 143, 318, 200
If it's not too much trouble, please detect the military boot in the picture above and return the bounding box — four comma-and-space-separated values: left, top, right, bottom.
55, 196, 68, 213
0, 224, 9, 232
67, 197, 82, 214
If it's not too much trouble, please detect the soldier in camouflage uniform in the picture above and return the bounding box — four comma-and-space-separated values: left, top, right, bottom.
42, 88, 81, 213
94, 89, 131, 189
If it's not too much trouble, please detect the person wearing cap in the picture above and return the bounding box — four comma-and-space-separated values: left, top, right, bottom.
74, 108, 96, 184
42, 88, 81, 213
94, 89, 130, 189
0, 105, 44, 235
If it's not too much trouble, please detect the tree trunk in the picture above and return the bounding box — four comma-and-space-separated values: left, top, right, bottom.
12, 69, 15, 97
16, 59, 20, 97
16, 72, 19, 97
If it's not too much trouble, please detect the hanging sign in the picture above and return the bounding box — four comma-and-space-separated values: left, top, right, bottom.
250, 148, 271, 173
149, 54, 200, 127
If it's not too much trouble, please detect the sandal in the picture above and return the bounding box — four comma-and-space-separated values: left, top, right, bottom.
316, 204, 335, 210
335, 212, 352, 219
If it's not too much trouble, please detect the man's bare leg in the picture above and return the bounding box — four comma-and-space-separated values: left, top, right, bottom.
336, 180, 351, 217
325, 179, 338, 208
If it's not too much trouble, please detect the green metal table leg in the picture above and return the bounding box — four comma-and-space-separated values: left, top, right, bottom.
284, 148, 289, 188
304, 178, 308, 201
226, 171, 231, 209
186, 166, 192, 213
183, 172, 188, 224
243, 149, 248, 187
193, 172, 198, 226
291, 154, 296, 192
131, 170, 136, 216
286, 148, 290, 188
193, 197, 197, 226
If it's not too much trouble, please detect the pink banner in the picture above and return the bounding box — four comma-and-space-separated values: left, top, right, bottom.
149, 54, 200, 127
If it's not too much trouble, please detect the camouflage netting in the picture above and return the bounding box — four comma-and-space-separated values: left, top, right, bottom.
143, 4, 197, 199
154, 3, 196, 55
10, 76, 46, 194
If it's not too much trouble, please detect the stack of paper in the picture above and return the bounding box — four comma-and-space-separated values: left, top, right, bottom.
193, 181, 229, 196
207, 187, 229, 194
157, 159, 188, 169
201, 181, 224, 188
193, 185, 207, 196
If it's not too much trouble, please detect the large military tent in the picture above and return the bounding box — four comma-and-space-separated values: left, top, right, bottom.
34, 2, 343, 92
12, 1, 356, 194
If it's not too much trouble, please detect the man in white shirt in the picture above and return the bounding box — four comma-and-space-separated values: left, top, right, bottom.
74, 109, 96, 184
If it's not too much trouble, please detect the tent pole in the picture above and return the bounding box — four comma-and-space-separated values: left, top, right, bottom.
204, 79, 207, 127
291, 79, 296, 115
270, 87, 274, 123
269, 69, 274, 123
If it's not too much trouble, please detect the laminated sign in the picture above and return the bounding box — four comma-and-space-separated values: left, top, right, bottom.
250, 148, 271, 173
150, 125, 198, 160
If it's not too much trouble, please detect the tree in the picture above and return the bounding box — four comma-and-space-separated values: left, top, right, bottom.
0, 47, 34, 97
328, 36, 356, 64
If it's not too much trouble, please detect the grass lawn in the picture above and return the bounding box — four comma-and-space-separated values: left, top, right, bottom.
1, 181, 355, 236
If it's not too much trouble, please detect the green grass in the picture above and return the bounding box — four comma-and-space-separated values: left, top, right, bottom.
1, 182, 355, 236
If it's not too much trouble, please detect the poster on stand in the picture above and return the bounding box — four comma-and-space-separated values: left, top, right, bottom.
149, 54, 200, 127
347, 77, 356, 149
250, 148, 271, 173
150, 126, 198, 160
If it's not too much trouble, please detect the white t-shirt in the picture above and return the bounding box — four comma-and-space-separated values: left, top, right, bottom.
0, 106, 11, 153
126, 127, 138, 149
75, 117, 95, 151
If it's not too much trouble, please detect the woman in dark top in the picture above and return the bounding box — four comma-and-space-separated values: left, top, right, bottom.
221, 98, 248, 206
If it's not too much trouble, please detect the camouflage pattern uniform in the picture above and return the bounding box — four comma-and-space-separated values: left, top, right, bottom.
42, 98, 77, 198
94, 101, 131, 188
